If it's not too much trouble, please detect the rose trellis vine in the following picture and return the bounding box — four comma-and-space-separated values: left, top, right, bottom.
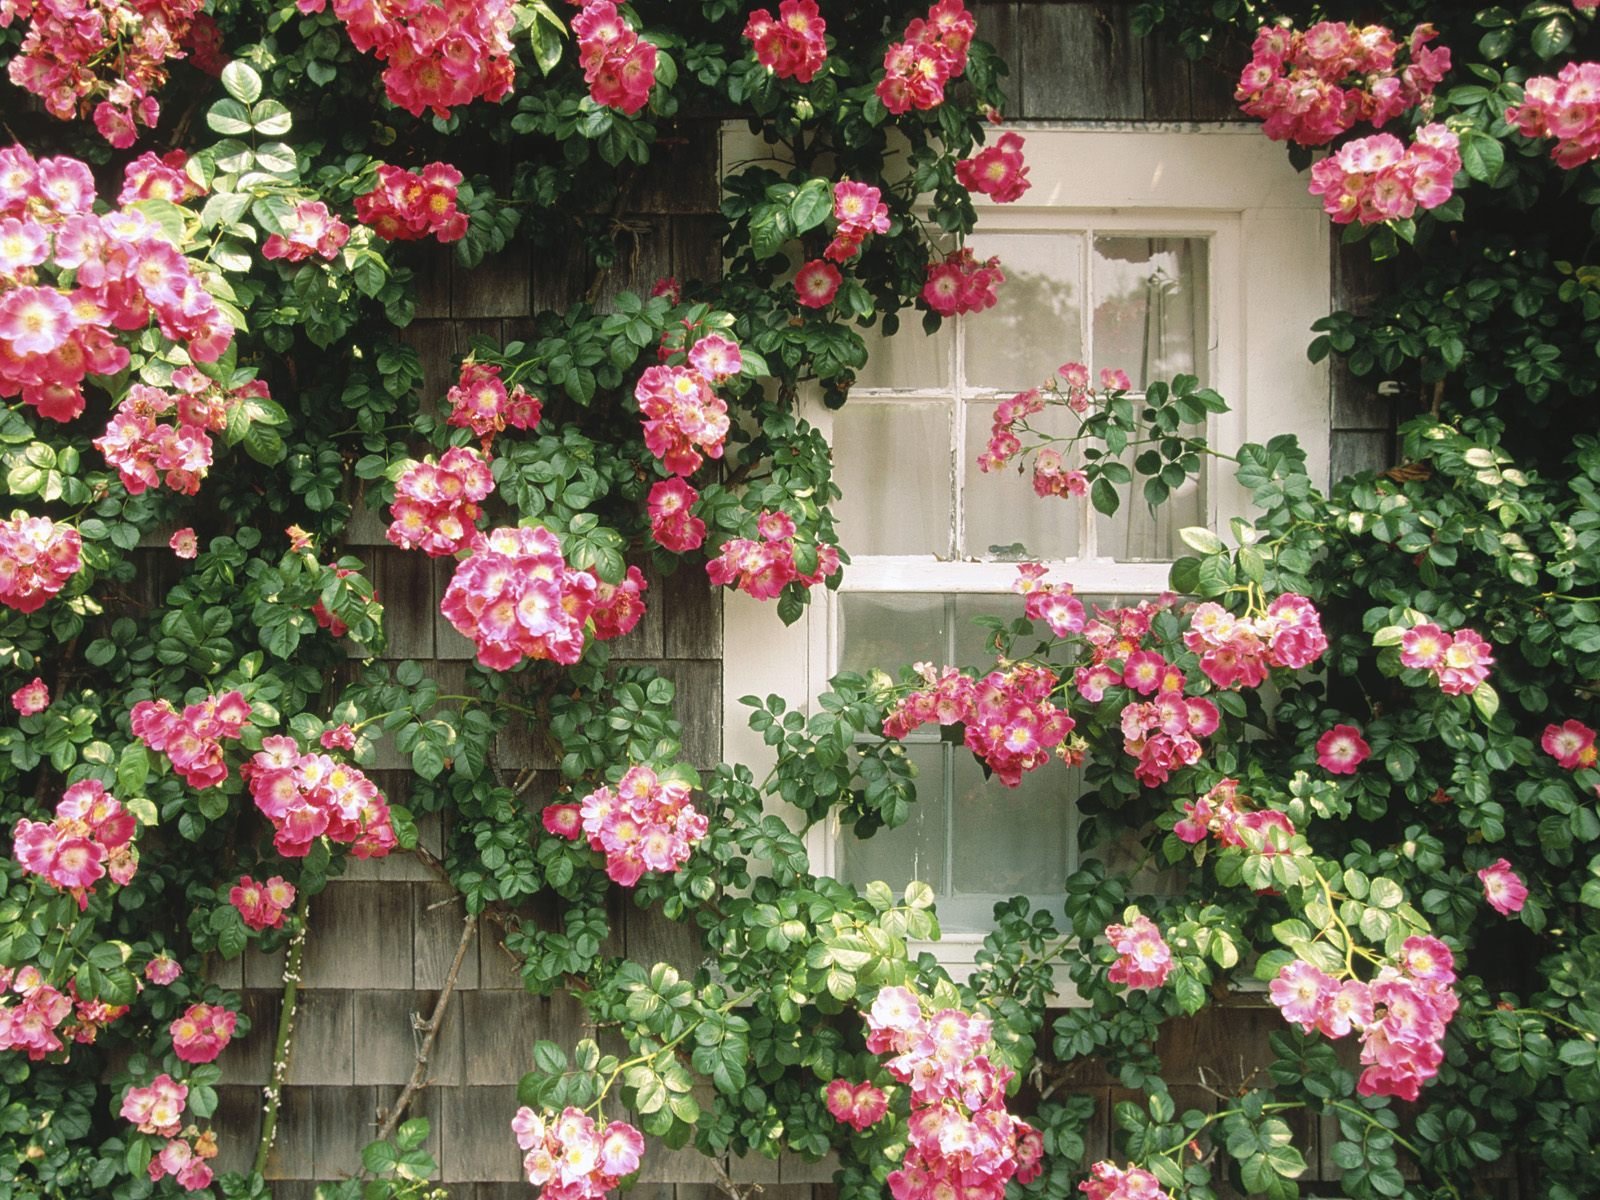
0, 2, 1598, 1199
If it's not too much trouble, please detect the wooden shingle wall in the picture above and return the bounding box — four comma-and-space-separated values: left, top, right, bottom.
213, 6, 1402, 1194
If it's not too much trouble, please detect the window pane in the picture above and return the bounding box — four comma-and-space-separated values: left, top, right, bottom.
840, 742, 946, 895
839, 593, 948, 677
963, 402, 1081, 561
951, 752, 1076, 901
854, 321, 953, 390
1091, 236, 1209, 389
833, 402, 952, 557
962, 232, 1086, 393
953, 594, 1017, 670
1093, 458, 1204, 562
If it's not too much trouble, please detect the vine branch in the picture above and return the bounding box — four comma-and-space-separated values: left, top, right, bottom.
374, 908, 478, 1145
253, 893, 310, 1177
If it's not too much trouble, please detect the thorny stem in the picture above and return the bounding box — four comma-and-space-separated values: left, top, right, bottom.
587, 990, 758, 1118
1511, 1007, 1598, 1040
253, 893, 310, 1177
1326, 1100, 1460, 1200
1149, 1100, 1304, 1159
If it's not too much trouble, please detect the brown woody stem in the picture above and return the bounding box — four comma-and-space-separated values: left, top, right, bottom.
374, 909, 478, 1145
253, 893, 310, 1177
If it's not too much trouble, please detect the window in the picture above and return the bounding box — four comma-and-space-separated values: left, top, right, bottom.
724, 126, 1331, 973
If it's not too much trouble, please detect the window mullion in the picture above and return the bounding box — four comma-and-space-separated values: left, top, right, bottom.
1081, 230, 1099, 560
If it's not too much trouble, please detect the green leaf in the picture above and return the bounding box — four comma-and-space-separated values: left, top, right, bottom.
362, 1139, 400, 1175
1459, 131, 1505, 184
250, 99, 294, 137
1179, 526, 1226, 554
748, 205, 792, 260
221, 61, 263, 104
206, 98, 254, 138
117, 744, 149, 796
789, 178, 833, 233
1531, 13, 1574, 58
1091, 476, 1119, 517
1471, 682, 1500, 722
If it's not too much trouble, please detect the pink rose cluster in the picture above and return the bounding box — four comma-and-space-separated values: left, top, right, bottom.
10, 676, 49, 715
955, 132, 1030, 203
646, 478, 706, 553
1269, 935, 1459, 1102
0, 967, 126, 1057
387, 445, 496, 556
446, 360, 543, 444
262, 200, 351, 263
1235, 21, 1451, 146
243, 736, 397, 858
146, 1132, 217, 1192
976, 366, 1128, 489
922, 246, 1004, 317
440, 526, 642, 670
1013, 563, 1087, 638
513, 1106, 644, 1197
826, 179, 891, 263
1069, 595, 1180, 704
572, 0, 658, 116
1183, 594, 1329, 690
64, 977, 128, 1045
1398, 622, 1494, 695
95, 370, 269, 496
295, 0, 515, 118
170, 1001, 236, 1064
119, 150, 204, 205
0, 966, 72, 1059
354, 162, 468, 243
1477, 858, 1527, 916
1080, 1161, 1172, 1200
1507, 62, 1600, 169
123, 1074, 216, 1191
634, 337, 739, 475
1119, 686, 1221, 788
705, 510, 841, 601
121, 1071, 189, 1135
744, 0, 827, 83
863, 986, 1043, 1200
975, 387, 1040, 472
12, 780, 138, 909
1104, 913, 1172, 990
1308, 125, 1461, 226
1542, 718, 1597, 770
824, 1078, 889, 1131
544, 763, 708, 886
3, 0, 206, 146
0, 147, 233, 422
228, 874, 297, 930
591, 566, 648, 640
1032, 447, 1088, 499
131, 689, 251, 789
180, 12, 228, 76
1174, 777, 1297, 853
877, 0, 977, 115
883, 660, 1074, 788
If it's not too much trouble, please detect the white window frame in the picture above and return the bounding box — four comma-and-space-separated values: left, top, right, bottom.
723, 125, 1330, 980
